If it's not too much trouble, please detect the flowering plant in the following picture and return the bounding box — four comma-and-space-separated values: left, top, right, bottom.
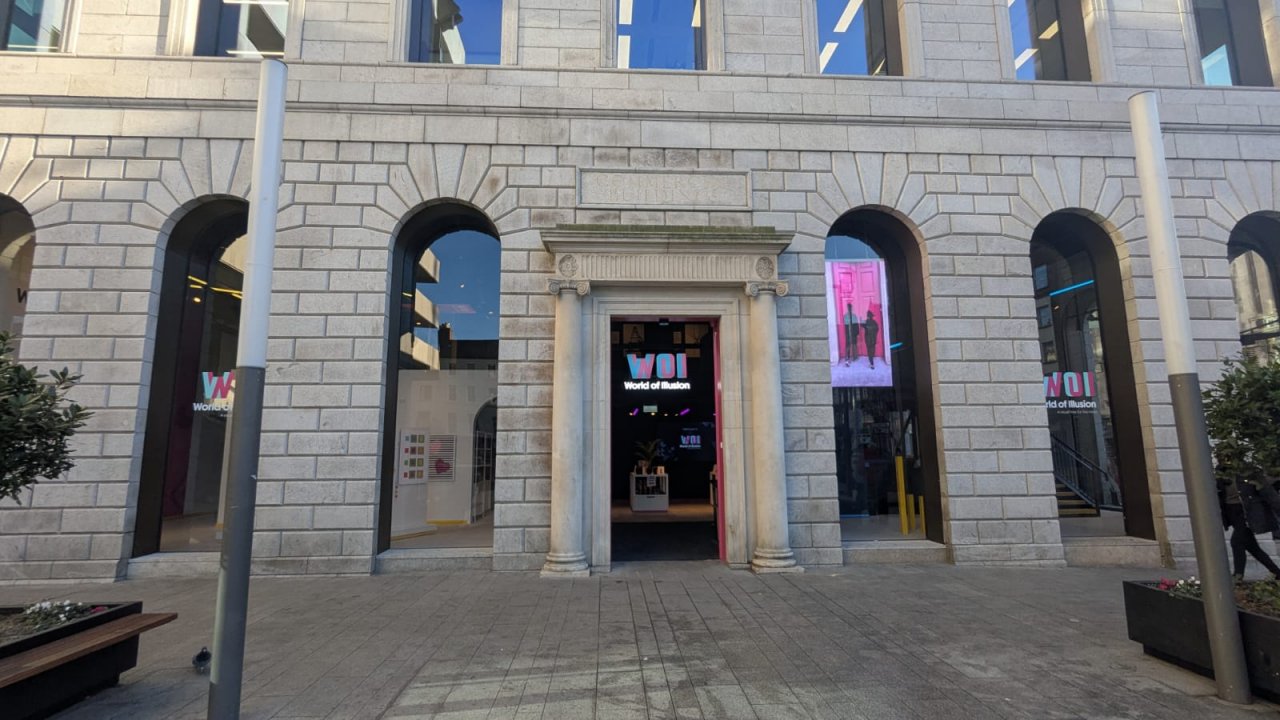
1157, 577, 1203, 600
1, 600, 106, 643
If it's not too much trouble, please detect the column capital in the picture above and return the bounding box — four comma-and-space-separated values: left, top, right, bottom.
745, 280, 788, 298
548, 278, 591, 296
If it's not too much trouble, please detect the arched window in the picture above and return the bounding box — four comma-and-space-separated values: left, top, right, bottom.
1031, 211, 1152, 539
1008, 0, 1091, 81
1228, 213, 1280, 361
135, 199, 249, 556
0, 195, 35, 339
815, 0, 903, 76
380, 203, 500, 552
825, 209, 941, 543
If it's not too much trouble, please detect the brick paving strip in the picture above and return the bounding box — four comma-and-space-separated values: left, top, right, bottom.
1, 564, 1277, 719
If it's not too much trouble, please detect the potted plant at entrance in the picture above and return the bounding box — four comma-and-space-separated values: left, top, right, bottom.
635, 439, 659, 476
1123, 355, 1280, 699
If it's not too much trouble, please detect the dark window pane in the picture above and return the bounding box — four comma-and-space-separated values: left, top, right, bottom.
1194, 0, 1272, 86
409, 0, 503, 65
1195, 0, 1237, 85
158, 233, 245, 552
817, 0, 891, 75
1, 0, 67, 52
1009, 0, 1071, 80
617, 0, 706, 70
194, 0, 287, 58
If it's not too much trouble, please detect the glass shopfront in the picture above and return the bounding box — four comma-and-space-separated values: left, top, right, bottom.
609, 319, 720, 561
1228, 214, 1280, 362
1031, 212, 1152, 539
0, 195, 34, 339
826, 210, 941, 543
136, 202, 249, 556
389, 227, 499, 549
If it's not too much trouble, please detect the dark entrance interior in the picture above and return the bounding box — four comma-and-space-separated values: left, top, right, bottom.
610, 319, 720, 561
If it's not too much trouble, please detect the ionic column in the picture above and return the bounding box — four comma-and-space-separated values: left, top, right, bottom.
542, 278, 590, 576
746, 281, 799, 572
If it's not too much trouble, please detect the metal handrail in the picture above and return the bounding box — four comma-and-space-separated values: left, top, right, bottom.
1050, 436, 1122, 511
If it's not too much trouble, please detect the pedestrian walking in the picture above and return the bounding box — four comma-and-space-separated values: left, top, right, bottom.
1219, 469, 1280, 580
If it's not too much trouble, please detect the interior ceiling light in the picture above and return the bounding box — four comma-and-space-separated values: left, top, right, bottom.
835, 0, 865, 33
619, 0, 633, 25
1014, 47, 1037, 69
692, 0, 702, 27
1039, 21, 1059, 40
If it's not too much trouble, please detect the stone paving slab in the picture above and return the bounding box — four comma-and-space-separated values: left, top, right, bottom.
0, 563, 1276, 719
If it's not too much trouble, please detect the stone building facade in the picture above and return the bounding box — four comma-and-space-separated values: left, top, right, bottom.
1, 0, 1279, 581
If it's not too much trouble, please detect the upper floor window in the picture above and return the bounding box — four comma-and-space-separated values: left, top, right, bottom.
617, 0, 706, 70
1, 0, 68, 52
816, 0, 901, 76
1193, 0, 1272, 86
194, 0, 287, 57
1008, 0, 1091, 81
409, 0, 502, 64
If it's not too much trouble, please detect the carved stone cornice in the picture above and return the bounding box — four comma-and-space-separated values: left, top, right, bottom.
541, 224, 793, 289
548, 278, 590, 296
745, 281, 789, 297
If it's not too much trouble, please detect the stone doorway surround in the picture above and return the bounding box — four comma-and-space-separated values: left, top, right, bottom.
539, 225, 803, 575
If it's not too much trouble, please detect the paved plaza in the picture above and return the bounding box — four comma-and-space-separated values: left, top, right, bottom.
2, 564, 1277, 719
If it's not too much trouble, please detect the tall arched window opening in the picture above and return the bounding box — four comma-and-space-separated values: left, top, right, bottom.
826, 210, 941, 543
1228, 213, 1280, 362
380, 203, 500, 552
135, 199, 249, 556
1031, 211, 1153, 539
0, 195, 35, 340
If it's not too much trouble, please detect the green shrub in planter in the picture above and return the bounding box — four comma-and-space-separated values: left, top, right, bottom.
1203, 355, 1280, 489
0, 332, 92, 503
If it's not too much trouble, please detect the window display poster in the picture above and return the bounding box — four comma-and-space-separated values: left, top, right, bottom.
399, 431, 428, 488
825, 260, 892, 387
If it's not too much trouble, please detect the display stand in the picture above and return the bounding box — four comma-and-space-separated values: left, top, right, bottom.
629, 472, 669, 511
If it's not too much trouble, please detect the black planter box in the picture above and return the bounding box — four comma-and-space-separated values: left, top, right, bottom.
1124, 581, 1280, 701
0, 601, 144, 720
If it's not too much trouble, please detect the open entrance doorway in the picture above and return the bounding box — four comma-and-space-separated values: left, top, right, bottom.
609, 318, 723, 562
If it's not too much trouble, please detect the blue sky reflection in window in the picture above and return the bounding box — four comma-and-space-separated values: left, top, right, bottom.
2, 0, 67, 52
816, 0, 889, 75
1008, 0, 1070, 81
617, 0, 706, 70
410, 0, 503, 64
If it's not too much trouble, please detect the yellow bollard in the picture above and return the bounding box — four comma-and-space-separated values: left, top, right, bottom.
918, 496, 926, 536
895, 456, 908, 535
906, 493, 916, 531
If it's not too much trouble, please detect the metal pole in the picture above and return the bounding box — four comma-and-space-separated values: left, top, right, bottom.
208, 58, 287, 719
1128, 91, 1251, 704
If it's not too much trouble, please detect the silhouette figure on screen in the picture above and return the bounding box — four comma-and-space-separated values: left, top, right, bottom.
864, 310, 880, 369
843, 303, 860, 365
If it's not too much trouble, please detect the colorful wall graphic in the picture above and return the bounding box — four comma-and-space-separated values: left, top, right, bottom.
826, 260, 892, 387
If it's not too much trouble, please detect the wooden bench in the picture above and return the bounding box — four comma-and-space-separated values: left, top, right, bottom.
0, 612, 176, 719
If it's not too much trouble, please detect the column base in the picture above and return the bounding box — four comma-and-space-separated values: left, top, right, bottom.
751, 550, 802, 574
541, 552, 589, 578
